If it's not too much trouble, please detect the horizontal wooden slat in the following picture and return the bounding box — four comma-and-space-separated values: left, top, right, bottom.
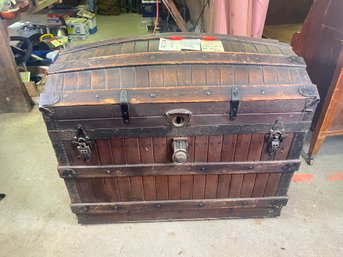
48, 121, 312, 141
49, 51, 305, 75
71, 196, 288, 214
58, 160, 300, 178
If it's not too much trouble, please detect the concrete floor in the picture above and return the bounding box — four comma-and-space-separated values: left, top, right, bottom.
1, 14, 343, 257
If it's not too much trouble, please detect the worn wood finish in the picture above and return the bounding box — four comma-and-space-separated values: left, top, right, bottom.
73, 197, 288, 223
291, 0, 343, 163
41, 33, 318, 222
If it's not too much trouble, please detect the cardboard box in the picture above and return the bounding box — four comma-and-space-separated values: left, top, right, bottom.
66, 18, 89, 35
77, 10, 97, 34
69, 32, 89, 41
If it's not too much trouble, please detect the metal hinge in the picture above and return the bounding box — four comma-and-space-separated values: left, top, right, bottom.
73, 125, 92, 161
265, 120, 287, 156
230, 86, 240, 121
120, 90, 130, 124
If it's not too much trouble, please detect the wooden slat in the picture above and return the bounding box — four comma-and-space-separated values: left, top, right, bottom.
153, 137, 167, 163
168, 176, 181, 200
91, 69, 107, 89
124, 138, 140, 164
177, 65, 192, 86
239, 174, 256, 198
138, 137, 154, 163
247, 134, 264, 161
276, 67, 292, 84
216, 175, 231, 198
206, 65, 220, 86
248, 66, 263, 85
163, 65, 178, 86
204, 175, 219, 199
148, 66, 163, 87
263, 66, 278, 84
220, 65, 234, 85
234, 66, 249, 85
180, 175, 193, 200
192, 175, 206, 199
264, 173, 282, 197
135, 66, 150, 88
252, 173, 269, 197
62, 73, 77, 91
77, 178, 95, 202
104, 178, 120, 202
221, 135, 237, 161
96, 139, 113, 165
110, 138, 126, 164
143, 176, 157, 201
228, 174, 244, 198
130, 176, 144, 201
76, 71, 91, 91
194, 136, 209, 162
234, 134, 251, 161
191, 65, 206, 86
92, 178, 108, 202
120, 67, 135, 88
156, 176, 169, 200
207, 135, 223, 162
117, 177, 132, 201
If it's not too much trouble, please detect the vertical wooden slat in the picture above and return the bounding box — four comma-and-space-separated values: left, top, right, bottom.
110, 138, 126, 164
208, 135, 223, 162
252, 173, 269, 197
77, 178, 95, 202
274, 133, 294, 160
204, 175, 219, 199
191, 65, 206, 86
135, 66, 150, 88
120, 67, 136, 88
290, 68, 302, 84
186, 136, 195, 162
156, 176, 169, 200
76, 71, 91, 90
62, 73, 78, 91
242, 43, 257, 53
221, 135, 237, 161
117, 177, 132, 201
248, 66, 263, 85
163, 65, 178, 86
143, 176, 157, 201
264, 173, 282, 197
180, 175, 193, 200
91, 69, 106, 89
177, 65, 192, 86
228, 175, 244, 198
240, 174, 256, 198
104, 178, 120, 202
153, 137, 167, 163
205, 64, 220, 86
254, 44, 270, 54
260, 139, 273, 161
276, 67, 292, 84
262, 66, 277, 84
106, 67, 121, 89
149, 66, 164, 87
121, 41, 135, 54
220, 66, 234, 85
267, 45, 283, 55
96, 139, 113, 165
168, 176, 181, 200
193, 175, 206, 199
134, 40, 148, 53
166, 137, 174, 163
92, 178, 108, 202
148, 39, 159, 52
234, 134, 251, 161
247, 134, 265, 161
130, 176, 144, 201
139, 137, 154, 163
124, 138, 140, 164
216, 175, 231, 198
234, 66, 249, 84
194, 136, 209, 162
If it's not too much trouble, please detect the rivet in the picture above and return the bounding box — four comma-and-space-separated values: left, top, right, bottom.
206, 91, 211, 95
199, 203, 204, 207
150, 93, 156, 97
201, 167, 206, 171
106, 170, 111, 174
95, 94, 99, 98
261, 90, 265, 94
156, 204, 161, 208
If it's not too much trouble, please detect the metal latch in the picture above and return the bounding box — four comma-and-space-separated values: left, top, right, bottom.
230, 86, 240, 121
265, 120, 287, 156
120, 90, 130, 124
73, 124, 92, 161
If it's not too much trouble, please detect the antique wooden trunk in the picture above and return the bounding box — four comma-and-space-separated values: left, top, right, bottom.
40, 33, 319, 224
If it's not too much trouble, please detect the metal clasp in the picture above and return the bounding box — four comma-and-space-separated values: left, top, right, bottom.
120, 90, 130, 124
230, 86, 240, 120
265, 120, 287, 156
73, 125, 92, 161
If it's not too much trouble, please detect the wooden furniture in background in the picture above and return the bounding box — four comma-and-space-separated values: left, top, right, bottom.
291, 0, 343, 164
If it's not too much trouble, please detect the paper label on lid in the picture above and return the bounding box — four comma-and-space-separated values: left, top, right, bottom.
200, 40, 225, 52
159, 38, 181, 51
179, 39, 201, 51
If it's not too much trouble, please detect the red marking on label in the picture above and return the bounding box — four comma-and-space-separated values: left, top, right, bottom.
326, 172, 343, 181
292, 174, 314, 183
170, 36, 184, 40
202, 37, 217, 41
